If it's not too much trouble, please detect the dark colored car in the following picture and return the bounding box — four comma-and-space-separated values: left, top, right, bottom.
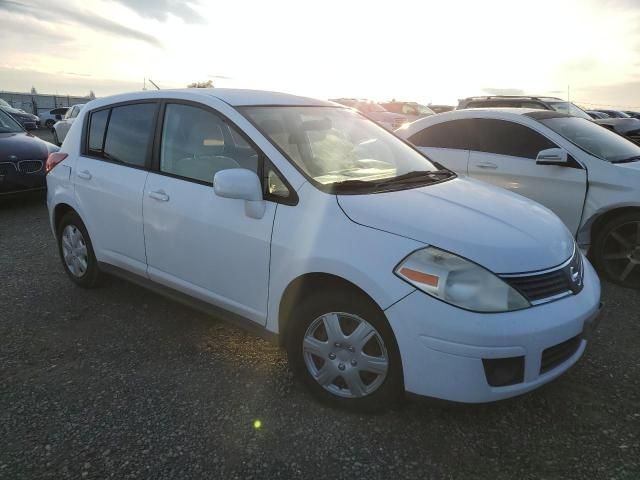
0, 109, 58, 196
586, 110, 610, 119
593, 109, 631, 118
624, 111, 640, 119
0, 99, 40, 130
458, 96, 640, 144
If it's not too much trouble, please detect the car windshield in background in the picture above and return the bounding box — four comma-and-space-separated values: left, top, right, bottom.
540, 116, 640, 163
0, 109, 24, 133
241, 106, 447, 193
545, 101, 593, 120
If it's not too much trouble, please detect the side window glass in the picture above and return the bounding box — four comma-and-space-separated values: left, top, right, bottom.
267, 169, 290, 198
408, 119, 478, 150
87, 109, 109, 154
63, 108, 73, 119
473, 119, 557, 159
160, 103, 259, 184
69, 107, 79, 119
103, 103, 157, 167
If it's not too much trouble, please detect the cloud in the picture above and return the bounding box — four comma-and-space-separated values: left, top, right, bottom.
111, 0, 203, 23
482, 88, 526, 96
0, 0, 161, 47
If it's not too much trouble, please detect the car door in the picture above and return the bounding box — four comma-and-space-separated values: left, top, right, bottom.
74, 102, 158, 276
467, 118, 587, 235
406, 119, 478, 174
142, 102, 277, 325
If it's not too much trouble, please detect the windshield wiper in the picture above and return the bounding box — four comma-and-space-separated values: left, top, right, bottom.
331, 170, 454, 191
611, 155, 640, 164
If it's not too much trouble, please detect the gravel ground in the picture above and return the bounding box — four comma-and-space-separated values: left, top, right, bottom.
1, 194, 639, 479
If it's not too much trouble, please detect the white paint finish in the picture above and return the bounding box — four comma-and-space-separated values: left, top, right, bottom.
46, 89, 604, 404
143, 173, 276, 324
416, 146, 469, 175
73, 158, 149, 276
468, 150, 586, 235
386, 258, 601, 402
338, 177, 575, 274
265, 182, 420, 333
398, 108, 640, 249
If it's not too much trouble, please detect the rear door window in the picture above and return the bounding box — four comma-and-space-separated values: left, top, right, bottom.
408, 119, 479, 150
102, 103, 157, 167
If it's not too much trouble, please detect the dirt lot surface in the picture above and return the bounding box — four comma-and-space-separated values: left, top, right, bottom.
1, 135, 639, 479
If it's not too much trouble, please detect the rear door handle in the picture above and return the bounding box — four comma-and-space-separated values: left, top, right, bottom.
148, 190, 170, 202
476, 162, 498, 169
77, 170, 92, 180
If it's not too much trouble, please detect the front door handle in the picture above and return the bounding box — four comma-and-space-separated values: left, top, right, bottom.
476, 162, 498, 169
77, 170, 92, 180
148, 190, 170, 202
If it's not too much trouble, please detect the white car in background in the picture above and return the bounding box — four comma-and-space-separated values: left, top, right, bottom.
46, 89, 600, 410
398, 108, 640, 288
52, 103, 84, 145
39, 107, 69, 129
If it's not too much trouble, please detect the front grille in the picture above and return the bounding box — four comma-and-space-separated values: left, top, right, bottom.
501, 248, 583, 304
0, 162, 16, 176
17, 160, 43, 174
540, 335, 581, 374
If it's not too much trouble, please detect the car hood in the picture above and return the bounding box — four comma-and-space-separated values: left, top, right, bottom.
337, 177, 574, 274
594, 118, 640, 134
0, 132, 55, 162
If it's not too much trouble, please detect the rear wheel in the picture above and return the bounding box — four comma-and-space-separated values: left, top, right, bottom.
286, 289, 403, 412
592, 212, 640, 288
57, 211, 102, 288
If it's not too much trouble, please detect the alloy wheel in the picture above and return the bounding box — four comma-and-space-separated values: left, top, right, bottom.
602, 220, 640, 286
61, 224, 89, 277
302, 312, 389, 398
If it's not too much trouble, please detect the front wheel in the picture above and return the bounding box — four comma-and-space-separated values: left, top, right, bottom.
286, 290, 403, 412
592, 212, 640, 288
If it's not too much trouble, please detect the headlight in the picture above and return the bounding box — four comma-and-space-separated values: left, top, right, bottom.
395, 247, 530, 312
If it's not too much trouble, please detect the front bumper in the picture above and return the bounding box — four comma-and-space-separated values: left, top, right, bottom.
385, 258, 602, 403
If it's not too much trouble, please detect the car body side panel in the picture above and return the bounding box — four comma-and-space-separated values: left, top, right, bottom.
266, 182, 419, 334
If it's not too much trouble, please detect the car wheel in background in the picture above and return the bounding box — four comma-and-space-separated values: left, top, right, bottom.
57, 211, 103, 288
593, 211, 640, 288
286, 289, 403, 412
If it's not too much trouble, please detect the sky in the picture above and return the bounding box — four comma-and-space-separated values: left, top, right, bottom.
1, 0, 639, 109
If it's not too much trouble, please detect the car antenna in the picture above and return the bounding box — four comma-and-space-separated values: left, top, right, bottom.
148, 79, 161, 90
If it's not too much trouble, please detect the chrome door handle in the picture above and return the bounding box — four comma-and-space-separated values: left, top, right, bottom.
77, 170, 92, 180
148, 190, 170, 202
476, 162, 498, 169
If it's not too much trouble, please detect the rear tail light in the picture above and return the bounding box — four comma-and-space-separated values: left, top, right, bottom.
45, 152, 68, 174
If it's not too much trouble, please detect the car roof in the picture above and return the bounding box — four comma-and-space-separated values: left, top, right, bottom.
88, 89, 336, 109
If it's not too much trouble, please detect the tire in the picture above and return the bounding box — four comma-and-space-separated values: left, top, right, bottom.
57, 211, 102, 288
286, 289, 403, 412
592, 211, 640, 288
52, 129, 60, 146
45, 119, 55, 129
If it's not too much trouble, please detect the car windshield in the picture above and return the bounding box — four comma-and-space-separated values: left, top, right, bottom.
241, 106, 448, 193
0, 108, 24, 133
416, 104, 435, 115
545, 101, 593, 120
540, 116, 640, 162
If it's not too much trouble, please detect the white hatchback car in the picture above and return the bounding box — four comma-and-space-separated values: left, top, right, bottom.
398, 109, 640, 289
52, 103, 85, 146
46, 90, 601, 411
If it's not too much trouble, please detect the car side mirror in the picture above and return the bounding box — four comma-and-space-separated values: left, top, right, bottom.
536, 148, 569, 166
213, 168, 266, 219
